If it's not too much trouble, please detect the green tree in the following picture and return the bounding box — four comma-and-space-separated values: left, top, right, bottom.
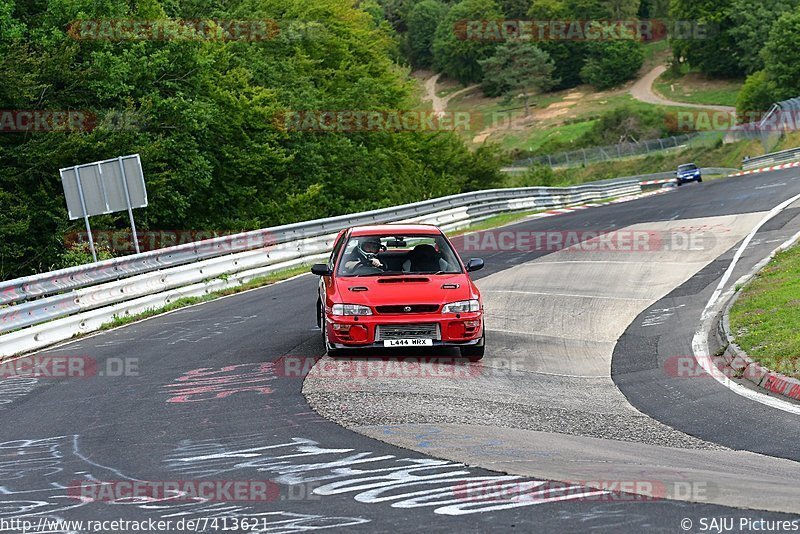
638, 0, 669, 18
432, 0, 501, 84
405, 0, 448, 67
497, 0, 531, 17
762, 9, 800, 100
736, 71, 778, 115
480, 41, 557, 115
526, 1, 589, 90
669, 0, 744, 77
728, 0, 799, 74
580, 39, 644, 89
605, 0, 640, 18
0, 0, 504, 279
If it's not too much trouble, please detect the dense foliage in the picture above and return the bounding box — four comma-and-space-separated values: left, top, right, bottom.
0, 0, 505, 279
479, 42, 557, 113
580, 39, 644, 90
431, 0, 501, 84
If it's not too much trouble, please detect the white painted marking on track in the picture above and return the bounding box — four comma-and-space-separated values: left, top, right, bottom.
485, 289, 650, 301
692, 192, 800, 415
534, 260, 706, 266
755, 182, 787, 190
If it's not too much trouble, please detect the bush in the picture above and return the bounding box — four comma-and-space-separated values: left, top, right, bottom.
56, 242, 115, 269
577, 105, 672, 146
736, 70, 778, 115
521, 165, 558, 187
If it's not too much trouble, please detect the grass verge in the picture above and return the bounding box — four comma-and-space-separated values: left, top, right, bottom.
654, 68, 743, 107
501, 130, 800, 188
729, 243, 800, 379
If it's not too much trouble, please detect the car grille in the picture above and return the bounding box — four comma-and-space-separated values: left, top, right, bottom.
375, 304, 440, 314
376, 323, 440, 341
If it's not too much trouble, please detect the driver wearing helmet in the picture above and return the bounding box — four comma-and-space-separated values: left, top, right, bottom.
345, 236, 385, 272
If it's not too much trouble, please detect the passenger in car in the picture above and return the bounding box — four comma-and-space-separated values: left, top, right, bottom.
402, 244, 450, 273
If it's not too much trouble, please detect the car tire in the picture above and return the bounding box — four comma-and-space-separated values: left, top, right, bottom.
697, 176, 702, 183
460, 332, 485, 361
320, 305, 339, 357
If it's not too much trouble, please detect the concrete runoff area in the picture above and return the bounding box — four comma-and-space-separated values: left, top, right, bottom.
304, 212, 800, 513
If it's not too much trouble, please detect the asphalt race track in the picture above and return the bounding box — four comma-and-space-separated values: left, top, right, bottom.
4, 169, 800, 533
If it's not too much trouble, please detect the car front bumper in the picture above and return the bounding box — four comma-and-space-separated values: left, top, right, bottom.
324, 312, 484, 348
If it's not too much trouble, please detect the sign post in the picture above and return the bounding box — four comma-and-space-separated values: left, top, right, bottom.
117, 156, 140, 253
73, 167, 98, 262
60, 154, 148, 262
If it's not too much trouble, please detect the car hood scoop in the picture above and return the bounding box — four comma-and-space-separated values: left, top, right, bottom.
377, 277, 430, 283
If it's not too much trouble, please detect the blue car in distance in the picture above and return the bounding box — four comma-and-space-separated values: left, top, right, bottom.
676, 163, 702, 185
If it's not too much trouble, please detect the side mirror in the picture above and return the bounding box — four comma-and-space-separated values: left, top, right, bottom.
466, 258, 484, 272
311, 264, 332, 276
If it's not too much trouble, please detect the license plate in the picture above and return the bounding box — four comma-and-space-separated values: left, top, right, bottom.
383, 339, 433, 347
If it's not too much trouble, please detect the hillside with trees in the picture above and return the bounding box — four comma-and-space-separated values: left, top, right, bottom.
3, 0, 800, 279
0, 0, 504, 278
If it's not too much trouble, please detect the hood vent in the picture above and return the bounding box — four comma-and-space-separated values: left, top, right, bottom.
441, 283, 460, 289
377, 277, 430, 284
348, 286, 368, 292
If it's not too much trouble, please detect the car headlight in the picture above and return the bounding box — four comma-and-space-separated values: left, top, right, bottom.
331, 304, 373, 316
442, 300, 481, 313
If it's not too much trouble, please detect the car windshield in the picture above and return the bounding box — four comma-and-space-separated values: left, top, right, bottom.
337, 233, 463, 276
678, 164, 697, 171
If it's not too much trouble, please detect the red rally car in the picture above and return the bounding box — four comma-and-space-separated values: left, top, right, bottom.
310, 224, 485, 359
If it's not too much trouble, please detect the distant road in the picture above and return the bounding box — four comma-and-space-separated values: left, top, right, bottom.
630, 65, 736, 112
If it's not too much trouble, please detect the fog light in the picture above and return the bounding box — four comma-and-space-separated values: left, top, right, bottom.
447, 322, 467, 338
349, 325, 368, 342
464, 320, 481, 328
333, 323, 351, 331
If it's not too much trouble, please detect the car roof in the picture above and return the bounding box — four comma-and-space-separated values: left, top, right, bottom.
348, 224, 442, 237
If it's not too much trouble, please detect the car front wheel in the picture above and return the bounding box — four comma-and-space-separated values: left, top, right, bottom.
319, 305, 339, 357
460, 332, 485, 361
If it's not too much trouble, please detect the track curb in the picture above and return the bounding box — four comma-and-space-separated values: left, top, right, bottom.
712, 232, 800, 404
729, 161, 800, 177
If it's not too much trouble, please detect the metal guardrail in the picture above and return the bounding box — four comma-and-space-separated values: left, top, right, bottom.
0, 181, 639, 308
743, 147, 800, 170
0, 179, 642, 357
